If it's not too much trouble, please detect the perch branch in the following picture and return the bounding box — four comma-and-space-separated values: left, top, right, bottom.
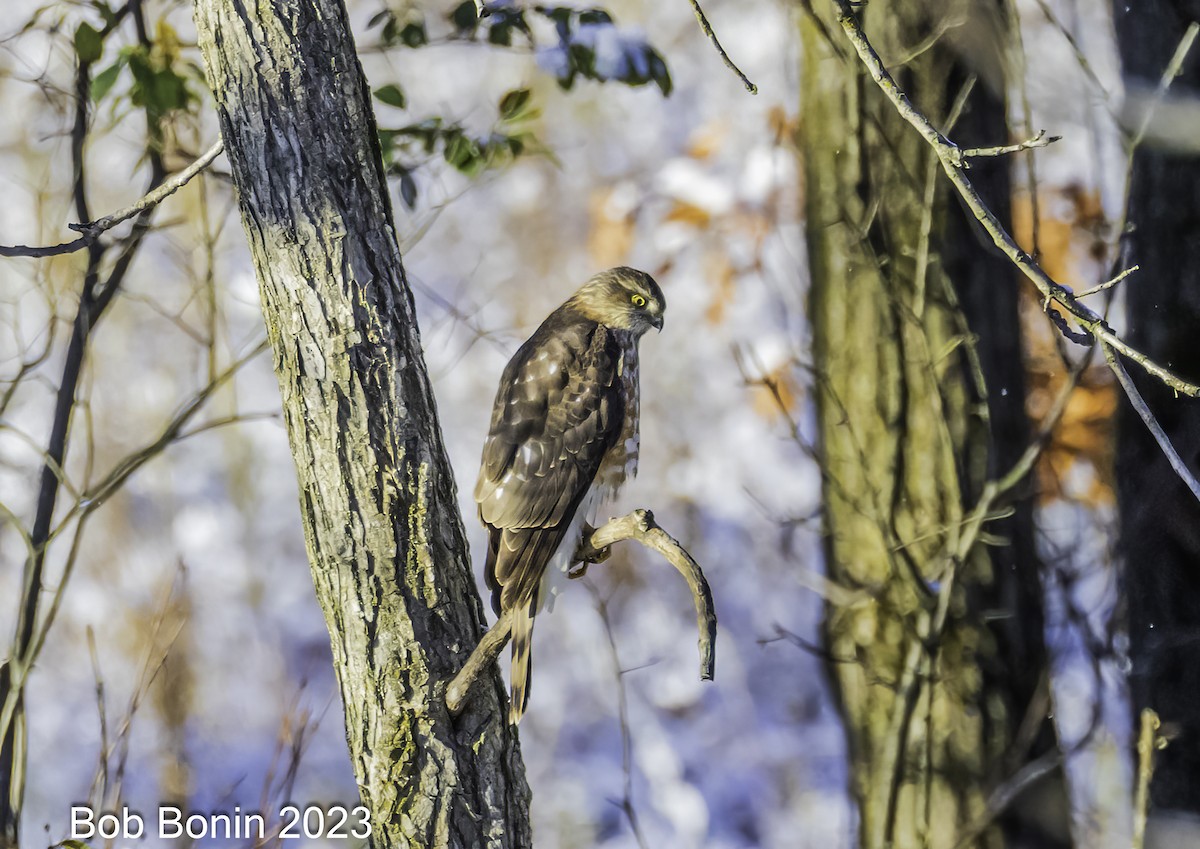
0, 140, 223, 259
445, 508, 716, 714
579, 509, 717, 680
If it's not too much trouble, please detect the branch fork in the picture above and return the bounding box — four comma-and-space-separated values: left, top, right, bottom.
445, 508, 717, 715
0, 140, 223, 259
832, 0, 1200, 398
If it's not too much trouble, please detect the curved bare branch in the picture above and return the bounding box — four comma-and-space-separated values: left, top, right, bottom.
446, 508, 717, 714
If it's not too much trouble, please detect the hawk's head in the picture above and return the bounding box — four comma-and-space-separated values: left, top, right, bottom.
569, 266, 666, 335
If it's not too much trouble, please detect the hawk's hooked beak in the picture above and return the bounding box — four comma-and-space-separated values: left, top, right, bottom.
651, 314, 664, 332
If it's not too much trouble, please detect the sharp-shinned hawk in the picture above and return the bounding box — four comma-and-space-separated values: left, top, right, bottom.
475, 267, 666, 724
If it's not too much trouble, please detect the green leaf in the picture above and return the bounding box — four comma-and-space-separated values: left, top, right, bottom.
443, 133, 481, 171
399, 170, 418, 209
488, 22, 513, 46
498, 88, 531, 121
373, 83, 407, 109
123, 42, 195, 136
648, 51, 672, 97
503, 134, 525, 156
367, 9, 392, 29
536, 6, 574, 27
90, 59, 123, 101
567, 42, 596, 78
399, 21, 428, 48
377, 128, 397, 165
443, 132, 467, 166
578, 9, 613, 25
74, 21, 103, 64
450, 1, 478, 32
149, 67, 189, 111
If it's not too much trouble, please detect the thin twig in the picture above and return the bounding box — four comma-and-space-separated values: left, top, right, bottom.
0, 341, 269, 765
1133, 708, 1161, 849
38, 341, 268, 548
254, 690, 327, 847
446, 508, 716, 714
762, 624, 858, 665
588, 583, 650, 849
0, 140, 223, 259
0, 317, 57, 418
1005, 0, 1043, 265
105, 574, 187, 811
1103, 343, 1200, 505
1031, 0, 1115, 105
916, 74, 976, 317
1130, 22, 1200, 149
869, 353, 1085, 844
77, 140, 224, 236
870, 548, 960, 848
686, 0, 757, 94
85, 627, 110, 807
1075, 265, 1138, 299
993, 348, 1090, 498
952, 749, 1062, 849
957, 129, 1059, 163
1110, 24, 1200, 300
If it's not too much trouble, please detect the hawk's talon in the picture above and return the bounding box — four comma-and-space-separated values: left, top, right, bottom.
569, 542, 611, 577
568, 539, 609, 580
576, 521, 612, 567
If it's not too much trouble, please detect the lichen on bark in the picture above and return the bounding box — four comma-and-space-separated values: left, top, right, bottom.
800, 2, 1043, 846
194, 0, 531, 846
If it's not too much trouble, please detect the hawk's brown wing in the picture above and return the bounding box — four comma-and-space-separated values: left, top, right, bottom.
474, 309, 626, 614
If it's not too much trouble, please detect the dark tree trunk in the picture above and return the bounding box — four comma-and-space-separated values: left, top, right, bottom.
799, 1, 1048, 845
194, 1, 531, 846
1115, 0, 1200, 816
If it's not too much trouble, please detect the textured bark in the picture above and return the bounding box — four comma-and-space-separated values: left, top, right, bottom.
1115, 0, 1200, 816
194, 2, 531, 847
800, 2, 1045, 846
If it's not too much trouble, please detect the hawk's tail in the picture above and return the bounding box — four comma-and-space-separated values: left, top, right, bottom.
509, 597, 537, 725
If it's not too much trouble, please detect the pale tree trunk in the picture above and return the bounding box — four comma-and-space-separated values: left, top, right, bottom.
799, 2, 1050, 846
194, 2, 531, 847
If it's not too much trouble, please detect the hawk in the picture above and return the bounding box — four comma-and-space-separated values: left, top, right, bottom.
475, 267, 666, 724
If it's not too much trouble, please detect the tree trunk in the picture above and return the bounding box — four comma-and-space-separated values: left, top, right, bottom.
799, 2, 1045, 846
1114, 0, 1200, 816
194, 2, 531, 847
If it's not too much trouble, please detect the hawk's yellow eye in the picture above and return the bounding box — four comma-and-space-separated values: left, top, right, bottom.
631, 294, 647, 307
